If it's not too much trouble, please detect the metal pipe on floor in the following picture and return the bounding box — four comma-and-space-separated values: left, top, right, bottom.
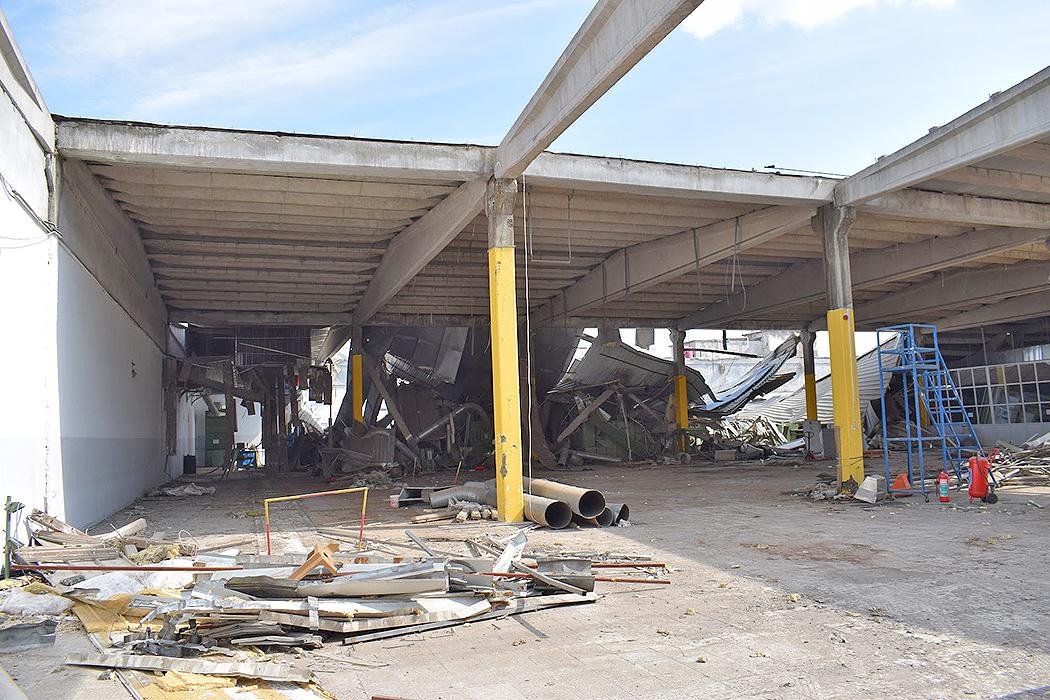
523, 494, 572, 529
427, 481, 494, 508
523, 478, 605, 518
569, 450, 621, 464
572, 507, 615, 528
605, 502, 630, 524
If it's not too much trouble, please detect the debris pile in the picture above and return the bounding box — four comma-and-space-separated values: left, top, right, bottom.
1, 506, 667, 695
990, 430, 1050, 485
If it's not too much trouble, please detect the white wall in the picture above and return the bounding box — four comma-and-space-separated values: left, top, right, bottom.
55, 246, 172, 525
1, 16, 179, 527
0, 21, 60, 518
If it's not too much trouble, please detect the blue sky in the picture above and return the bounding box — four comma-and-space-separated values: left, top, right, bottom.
3, 0, 1049, 176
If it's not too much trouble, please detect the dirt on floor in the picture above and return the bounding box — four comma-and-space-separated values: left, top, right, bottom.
4, 457, 1050, 699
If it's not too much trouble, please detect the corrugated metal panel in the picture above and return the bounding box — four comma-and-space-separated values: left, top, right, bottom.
698, 336, 798, 415
551, 333, 713, 401
738, 336, 901, 423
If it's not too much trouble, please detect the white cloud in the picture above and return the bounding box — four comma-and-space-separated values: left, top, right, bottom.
31, 0, 563, 120
44, 0, 325, 73
682, 0, 956, 40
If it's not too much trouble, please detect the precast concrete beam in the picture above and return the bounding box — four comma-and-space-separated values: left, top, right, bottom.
835, 66, 1050, 205
536, 205, 812, 323
853, 260, 1050, 327
317, 179, 488, 360
682, 226, 1049, 328
526, 152, 834, 204
861, 189, 1050, 228
494, 0, 702, 179
56, 119, 491, 182
934, 290, 1050, 332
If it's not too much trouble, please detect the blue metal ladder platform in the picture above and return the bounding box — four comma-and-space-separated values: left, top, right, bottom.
876, 324, 985, 500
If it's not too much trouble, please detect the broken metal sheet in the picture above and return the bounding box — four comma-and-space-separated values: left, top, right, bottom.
697, 335, 799, 416
341, 560, 446, 582
737, 335, 902, 423
493, 532, 527, 574
0, 620, 57, 654
64, 652, 313, 683
551, 332, 714, 402
230, 632, 323, 648
297, 573, 449, 598
342, 592, 597, 645
260, 597, 492, 634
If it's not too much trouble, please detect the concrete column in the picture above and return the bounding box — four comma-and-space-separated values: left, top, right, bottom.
223, 359, 237, 471
817, 204, 864, 491
671, 329, 688, 452
800, 329, 818, 421
486, 177, 525, 522
351, 325, 364, 426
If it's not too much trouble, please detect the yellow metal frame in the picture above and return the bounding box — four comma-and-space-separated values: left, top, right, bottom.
263, 486, 369, 555
351, 353, 364, 423
673, 374, 689, 451
826, 308, 865, 489
488, 246, 525, 522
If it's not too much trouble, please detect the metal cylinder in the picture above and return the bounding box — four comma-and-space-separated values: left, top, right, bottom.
524, 478, 605, 519
411, 403, 491, 445
428, 481, 494, 508
572, 506, 614, 528
605, 502, 629, 524
523, 494, 572, 529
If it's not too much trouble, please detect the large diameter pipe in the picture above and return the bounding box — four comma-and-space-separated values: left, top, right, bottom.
428, 481, 495, 508
524, 494, 572, 530
572, 507, 614, 528
605, 502, 630, 524
523, 478, 605, 519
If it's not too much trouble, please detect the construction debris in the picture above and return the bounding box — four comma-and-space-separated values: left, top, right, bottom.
0, 620, 57, 654
990, 431, 1050, 486
4, 502, 667, 696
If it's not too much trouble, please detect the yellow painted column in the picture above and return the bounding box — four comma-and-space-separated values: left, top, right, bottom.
818, 204, 864, 491
352, 354, 364, 423
351, 326, 364, 424
674, 374, 689, 451
827, 310, 865, 487
671, 329, 689, 452
801, 329, 818, 421
804, 374, 818, 421
486, 178, 525, 522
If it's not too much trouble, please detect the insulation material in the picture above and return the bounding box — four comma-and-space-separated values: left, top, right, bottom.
0, 587, 73, 615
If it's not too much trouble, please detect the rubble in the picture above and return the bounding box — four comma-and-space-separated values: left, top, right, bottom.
2, 501, 667, 696
990, 431, 1050, 486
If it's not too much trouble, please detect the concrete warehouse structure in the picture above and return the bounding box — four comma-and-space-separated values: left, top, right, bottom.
3, 2, 1050, 526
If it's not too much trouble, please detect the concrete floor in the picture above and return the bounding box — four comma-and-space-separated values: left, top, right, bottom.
5, 459, 1050, 699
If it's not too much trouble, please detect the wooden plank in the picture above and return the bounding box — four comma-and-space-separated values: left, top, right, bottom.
557, 387, 617, 443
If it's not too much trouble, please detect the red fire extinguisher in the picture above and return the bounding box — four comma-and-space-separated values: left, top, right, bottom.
968, 456, 990, 502
938, 471, 951, 503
